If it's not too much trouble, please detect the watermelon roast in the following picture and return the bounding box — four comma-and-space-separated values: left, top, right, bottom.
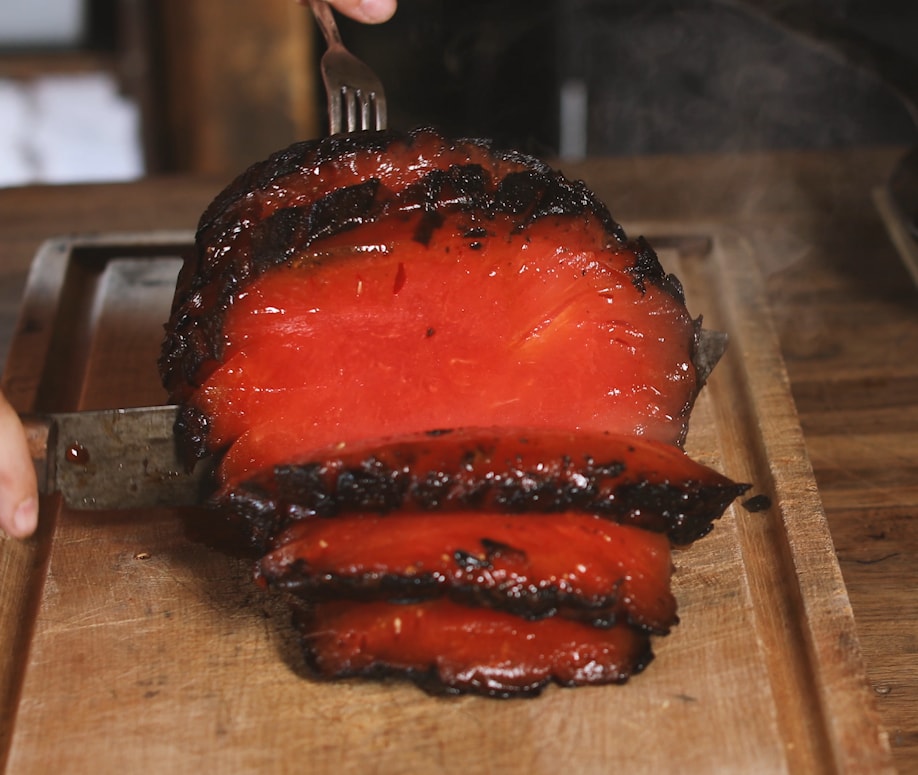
159, 127, 749, 697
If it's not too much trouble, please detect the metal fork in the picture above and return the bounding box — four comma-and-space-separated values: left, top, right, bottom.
303, 0, 388, 134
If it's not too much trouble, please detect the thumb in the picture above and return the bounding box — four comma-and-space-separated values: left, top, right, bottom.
0, 391, 38, 539
327, 0, 397, 24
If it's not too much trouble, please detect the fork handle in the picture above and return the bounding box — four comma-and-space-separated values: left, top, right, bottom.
303, 0, 343, 48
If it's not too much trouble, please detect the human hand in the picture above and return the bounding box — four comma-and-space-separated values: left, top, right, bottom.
0, 390, 37, 540
327, 0, 396, 24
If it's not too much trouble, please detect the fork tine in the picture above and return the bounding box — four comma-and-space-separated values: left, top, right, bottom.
372, 93, 387, 131
334, 86, 383, 134
359, 93, 372, 133
344, 91, 354, 133
326, 85, 342, 135
345, 89, 360, 133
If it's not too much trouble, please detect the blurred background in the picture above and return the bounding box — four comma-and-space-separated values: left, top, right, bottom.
1, 0, 917, 187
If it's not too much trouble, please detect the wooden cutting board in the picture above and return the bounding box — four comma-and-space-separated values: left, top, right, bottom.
0, 228, 894, 774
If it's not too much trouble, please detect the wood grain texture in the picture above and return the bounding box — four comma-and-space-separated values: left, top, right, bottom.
0, 146, 914, 770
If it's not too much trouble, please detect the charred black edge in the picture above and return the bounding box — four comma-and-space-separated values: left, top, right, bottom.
175, 405, 210, 467
263, 564, 635, 630
260, 559, 673, 634
300, 652, 560, 699
626, 236, 687, 304
197, 130, 404, 236
216, 452, 751, 551
299, 655, 652, 699
692, 323, 729, 388
291, 604, 655, 698
615, 480, 752, 544
190, 127, 622, 288
195, 128, 616, 239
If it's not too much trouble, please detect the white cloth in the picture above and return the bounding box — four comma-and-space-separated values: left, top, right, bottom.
0, 72, 144, 188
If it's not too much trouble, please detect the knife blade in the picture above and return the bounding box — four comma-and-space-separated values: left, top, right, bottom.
24, 405, 213, 510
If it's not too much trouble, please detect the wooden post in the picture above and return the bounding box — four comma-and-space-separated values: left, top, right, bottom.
130, 0, 320, 175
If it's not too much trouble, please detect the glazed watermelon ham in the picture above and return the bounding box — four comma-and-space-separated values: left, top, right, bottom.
259, 512, 679, 632
159, 128, 748, 697
223, 429, 745, 547
160, 128, 702, 479
296, 600, 654, 697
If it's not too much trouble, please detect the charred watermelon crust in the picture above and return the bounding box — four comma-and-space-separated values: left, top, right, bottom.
216, 429, 749, 550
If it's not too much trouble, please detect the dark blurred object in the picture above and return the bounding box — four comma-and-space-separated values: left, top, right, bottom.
733, 0, 918, 123
8, 0, 918, 175
335, 0, 561, 156
580, 0, 918, 154
0, 0, 120, 78
195, 0, 918, 165
337, 0, 918, 157
888, 146, 918, 239
85, 0, 120, 51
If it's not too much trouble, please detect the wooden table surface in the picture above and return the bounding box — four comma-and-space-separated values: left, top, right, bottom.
1, 146, 916, 772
